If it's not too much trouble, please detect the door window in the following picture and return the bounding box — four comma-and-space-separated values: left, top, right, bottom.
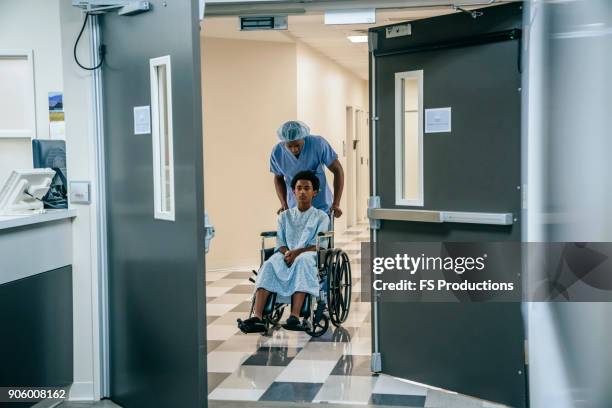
150, 56, 175, 221
395, 70, 423, 206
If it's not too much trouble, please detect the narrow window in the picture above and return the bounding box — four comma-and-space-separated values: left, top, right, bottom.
150, 56, 175, 221
395, 70, 423, 206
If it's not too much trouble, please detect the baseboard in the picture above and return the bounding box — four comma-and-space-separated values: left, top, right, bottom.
31, 400, 63, 408
68, 381, 95, 401
207, 264, 259, 273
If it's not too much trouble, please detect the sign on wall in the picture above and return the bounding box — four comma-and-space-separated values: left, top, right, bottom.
425, 107, 451, 133
133, 106, 151, 135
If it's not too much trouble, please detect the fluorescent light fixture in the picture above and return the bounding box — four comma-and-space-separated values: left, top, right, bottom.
325, 8, 375, 25
347, 35, 368, 43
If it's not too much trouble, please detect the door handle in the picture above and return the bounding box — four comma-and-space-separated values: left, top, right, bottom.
367, 208, 513, 226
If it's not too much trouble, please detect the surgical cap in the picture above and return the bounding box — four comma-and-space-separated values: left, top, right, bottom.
277, 121, 310, 142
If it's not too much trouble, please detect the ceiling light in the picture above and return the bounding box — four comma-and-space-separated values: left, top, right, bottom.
347, 35, 368, 43
325, 9, 375, 25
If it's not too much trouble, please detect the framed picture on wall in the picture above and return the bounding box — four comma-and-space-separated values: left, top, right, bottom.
0, 50, 36, 139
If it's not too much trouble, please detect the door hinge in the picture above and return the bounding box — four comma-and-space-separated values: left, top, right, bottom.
368, 196, 381, 230
371, 352, 382, 373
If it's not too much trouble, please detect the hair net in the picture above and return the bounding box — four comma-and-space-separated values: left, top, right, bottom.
277, 121, 310, 142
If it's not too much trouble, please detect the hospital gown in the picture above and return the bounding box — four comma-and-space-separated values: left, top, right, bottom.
255, 206, 330, 298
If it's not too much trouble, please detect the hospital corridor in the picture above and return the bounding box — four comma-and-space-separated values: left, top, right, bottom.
2, 1, 612, 408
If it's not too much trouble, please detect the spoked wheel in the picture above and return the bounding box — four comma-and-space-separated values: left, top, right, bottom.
327, 249, 352, 327
306, 314, 329, 337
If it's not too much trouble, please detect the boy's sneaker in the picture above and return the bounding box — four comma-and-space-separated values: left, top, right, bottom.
237, 316, 266, 333
282, 315, 306, 331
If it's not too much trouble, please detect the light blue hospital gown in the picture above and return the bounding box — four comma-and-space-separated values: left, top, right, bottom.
256, 206, 330, 298
270, 135, 338, 213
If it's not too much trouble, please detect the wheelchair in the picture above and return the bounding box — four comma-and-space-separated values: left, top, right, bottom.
240, 212, 352, 337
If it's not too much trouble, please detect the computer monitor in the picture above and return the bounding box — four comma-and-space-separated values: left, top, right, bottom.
32, 140, 68, 209
0, 169, 56, 215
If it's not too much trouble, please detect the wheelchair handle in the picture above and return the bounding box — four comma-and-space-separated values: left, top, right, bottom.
260, 232, 276, 265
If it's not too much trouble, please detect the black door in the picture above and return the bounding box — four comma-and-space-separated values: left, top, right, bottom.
369, 3, 526, 407
102, 1, 206, 407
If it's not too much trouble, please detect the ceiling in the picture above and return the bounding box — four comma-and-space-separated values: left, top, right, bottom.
201, 3, 510, 80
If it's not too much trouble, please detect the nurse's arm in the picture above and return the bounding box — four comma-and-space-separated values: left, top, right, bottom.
327, 159, 344, 217
274, 174, 289, 213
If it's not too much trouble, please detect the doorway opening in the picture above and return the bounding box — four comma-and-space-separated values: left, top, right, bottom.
199, 2, 510, 407
200, 9, 372, 404
346, 106, 370, 228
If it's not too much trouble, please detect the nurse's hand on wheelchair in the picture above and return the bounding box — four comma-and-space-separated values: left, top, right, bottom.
277, 203, 289, 214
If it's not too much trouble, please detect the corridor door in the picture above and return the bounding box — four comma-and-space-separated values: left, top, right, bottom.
101, 1, 206, 407
369, 3, 526, 407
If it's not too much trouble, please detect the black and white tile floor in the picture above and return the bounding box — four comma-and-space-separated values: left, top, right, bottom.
206, 223, 506, 408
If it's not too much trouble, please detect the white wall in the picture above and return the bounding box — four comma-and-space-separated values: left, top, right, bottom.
296, 42, 369, 233
202, 37, 297, 270
202, 36, 368, 270
0, 0, 64, 186
0, 0, 101, 401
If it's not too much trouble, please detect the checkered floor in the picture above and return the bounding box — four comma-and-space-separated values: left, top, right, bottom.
206, 223, 505, 407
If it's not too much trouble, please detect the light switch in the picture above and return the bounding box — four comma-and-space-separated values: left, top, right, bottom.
70, 181, 91, 204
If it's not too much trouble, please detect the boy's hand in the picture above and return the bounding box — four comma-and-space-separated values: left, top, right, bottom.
284, 249, 299, 266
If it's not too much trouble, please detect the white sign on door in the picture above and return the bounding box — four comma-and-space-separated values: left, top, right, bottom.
133, 105, 151, 135
425, 107, 451, 133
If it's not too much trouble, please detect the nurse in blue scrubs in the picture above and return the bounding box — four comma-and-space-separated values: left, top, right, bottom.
270, 121, 344, 218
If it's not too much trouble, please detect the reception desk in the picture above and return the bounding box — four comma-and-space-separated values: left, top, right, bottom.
0, 209, 76, 399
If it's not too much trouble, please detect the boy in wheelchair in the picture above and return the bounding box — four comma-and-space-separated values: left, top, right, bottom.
238, 170, 330, 333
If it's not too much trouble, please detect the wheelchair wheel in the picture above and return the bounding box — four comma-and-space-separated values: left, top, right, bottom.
306, 314, 329, 337
328, 249, 352, 327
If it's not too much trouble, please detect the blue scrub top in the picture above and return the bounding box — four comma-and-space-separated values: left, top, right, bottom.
270, 135, 338, 213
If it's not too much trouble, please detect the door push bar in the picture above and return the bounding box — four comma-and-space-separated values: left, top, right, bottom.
367, 208, 514, 226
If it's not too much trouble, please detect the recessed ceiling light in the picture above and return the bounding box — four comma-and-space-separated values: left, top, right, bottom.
347, 35, 368, 43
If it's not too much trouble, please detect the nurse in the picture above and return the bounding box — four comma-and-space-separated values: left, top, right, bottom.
270, 121, 344, 217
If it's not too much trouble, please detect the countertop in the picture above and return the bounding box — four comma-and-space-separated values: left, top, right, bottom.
0, 209, 78, 231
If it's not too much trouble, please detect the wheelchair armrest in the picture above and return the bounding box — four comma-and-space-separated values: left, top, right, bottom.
261, 231, 277, 237
316, 231, 334, 251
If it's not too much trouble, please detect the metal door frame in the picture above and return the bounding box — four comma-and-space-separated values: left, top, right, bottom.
84, 13, 111, 397
87, 0, 521, 395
